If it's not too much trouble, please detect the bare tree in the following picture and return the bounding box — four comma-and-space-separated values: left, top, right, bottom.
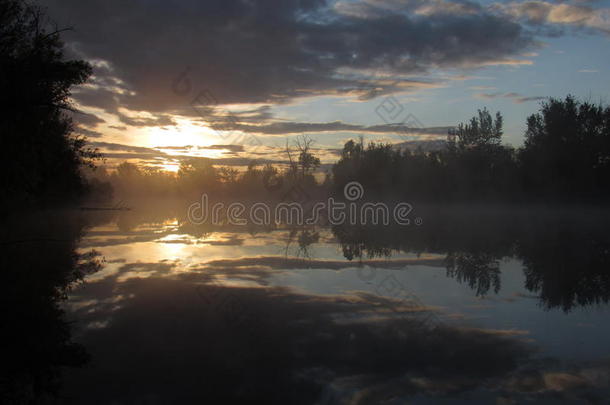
295, 135, 321, 177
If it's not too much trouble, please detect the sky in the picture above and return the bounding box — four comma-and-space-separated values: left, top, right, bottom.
40, 0, 610, 172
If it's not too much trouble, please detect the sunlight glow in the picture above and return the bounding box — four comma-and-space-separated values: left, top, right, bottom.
146, 118, 220, 148
159, 162, 180, 172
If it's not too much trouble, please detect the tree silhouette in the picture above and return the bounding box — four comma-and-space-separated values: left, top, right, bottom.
519, 95, 610, 200
295, 135, 321, 177
0, 0, 100, 208
331, 110, 514, 202
455, 108, 503, 150
1, 212, 102, 401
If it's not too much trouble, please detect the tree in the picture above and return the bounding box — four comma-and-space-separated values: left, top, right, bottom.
0, 0, 99, 207
456, 108, 503, 150
332, 137, 365, 191
450, 108, 513, 199
282, 135, 321, 192
218, 166, 239, 184
519, 96, 610, 199
330, 109, 515, 201
295, 135, 321, 177
177, 158, 219, 194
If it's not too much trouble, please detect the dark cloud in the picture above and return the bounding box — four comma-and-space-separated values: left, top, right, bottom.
174, 101, 453, 135
87, 141, 285, 167
90, 142, 164, 155
70, 111, 105, 127
43, 0, 536, 112
206, 144, 245, 152
90, 141, 246, 159
74, 126, 103, 138
100, 152, 166, 160
71, 87, 120, 113
116, 112, 176, 128
216, 120, 452, 136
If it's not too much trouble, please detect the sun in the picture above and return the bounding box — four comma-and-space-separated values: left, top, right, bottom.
147, 118, 220, 148
143, 117, 241, 172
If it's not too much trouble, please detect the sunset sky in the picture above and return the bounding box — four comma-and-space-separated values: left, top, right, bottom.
41, 0, 610, 172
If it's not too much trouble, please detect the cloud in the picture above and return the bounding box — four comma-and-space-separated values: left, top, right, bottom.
116, 112, 176, 128
514, 95, 546, 103
212, 120, 452, 137
70, 111, 105, 128
475, 92, 546, 103
496, 1, 610, 35
44, 0, 536, 113
206, 144, 245, 152
74, 126, 103, 138
87, 141, 287, 168
89, 142, 163, 155
155, 144, 245, 153
469, 85, 498, 90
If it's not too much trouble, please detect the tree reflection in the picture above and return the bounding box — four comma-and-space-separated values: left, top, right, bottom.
517, 216, 610, 312
73, 205, 610, 313
332, 207, 610, 311
0, 211, 102, 402
445, 252, 501, 296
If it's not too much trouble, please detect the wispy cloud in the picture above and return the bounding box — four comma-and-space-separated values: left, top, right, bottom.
475, 92, 546, 104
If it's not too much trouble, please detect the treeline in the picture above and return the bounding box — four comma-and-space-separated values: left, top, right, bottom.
333, 96, 610, 202
94, 95, 610, 204
89, 136, 330, 202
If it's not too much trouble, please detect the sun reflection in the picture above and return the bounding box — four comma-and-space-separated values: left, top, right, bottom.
159, 162, 180, 172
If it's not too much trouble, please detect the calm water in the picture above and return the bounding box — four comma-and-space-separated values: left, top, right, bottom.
4, 205, 610, 404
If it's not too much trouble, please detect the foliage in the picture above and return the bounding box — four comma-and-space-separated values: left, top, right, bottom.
519, 95, 610, 199
455, 108, 503, 150
332, 98, 610, 202
0, 0, 100, 208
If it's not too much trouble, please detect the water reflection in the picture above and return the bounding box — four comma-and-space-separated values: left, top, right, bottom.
1, 211, 102, 403
66, 267, 536, 404
6, 205, 610, 403
333, 206, 610, 312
